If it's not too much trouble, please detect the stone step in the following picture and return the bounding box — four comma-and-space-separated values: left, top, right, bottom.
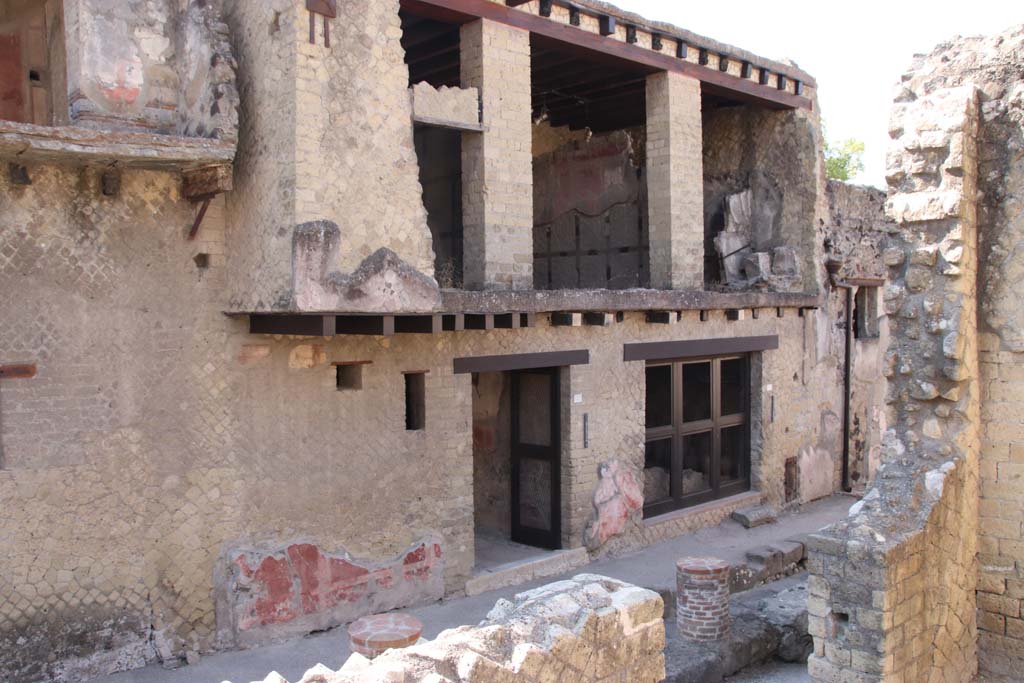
464, 547, 589, 596
731, 505, 777, 528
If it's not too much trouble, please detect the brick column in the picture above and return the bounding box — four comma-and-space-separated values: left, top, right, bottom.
460, 19, 533, 290
676, 557, 731, 641
646, 72, 704, 290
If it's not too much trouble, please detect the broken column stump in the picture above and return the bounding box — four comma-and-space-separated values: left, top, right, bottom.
676, 557, 731, 642
347, 613, 423, 659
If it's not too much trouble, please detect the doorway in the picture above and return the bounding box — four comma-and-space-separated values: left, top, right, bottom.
472, 367, 562, 572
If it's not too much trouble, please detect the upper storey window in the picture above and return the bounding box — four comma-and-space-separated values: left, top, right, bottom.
0, 0, 65, 125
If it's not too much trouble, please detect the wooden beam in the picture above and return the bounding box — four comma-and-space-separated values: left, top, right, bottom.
454, 349, 589, 374
599, 15, 616, 36
0, 363, 36, 379
399, 0, 812, 110
249, 314, 335, 336
519, 313, 536, 328
623, 335, 779, 362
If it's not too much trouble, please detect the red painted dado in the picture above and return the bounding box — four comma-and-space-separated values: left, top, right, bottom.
227, 537, 444, 638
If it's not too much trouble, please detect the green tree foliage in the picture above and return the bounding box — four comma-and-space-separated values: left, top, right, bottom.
825, 137, 866, 181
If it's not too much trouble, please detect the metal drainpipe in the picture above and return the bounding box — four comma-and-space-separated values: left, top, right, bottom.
841, 285, 854, 493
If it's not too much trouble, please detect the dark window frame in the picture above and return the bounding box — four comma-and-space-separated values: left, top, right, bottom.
643, 354, 751, 518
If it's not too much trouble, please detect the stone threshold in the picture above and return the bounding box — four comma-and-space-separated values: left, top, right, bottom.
464, 547, 589, 596
644, 491, 763, 530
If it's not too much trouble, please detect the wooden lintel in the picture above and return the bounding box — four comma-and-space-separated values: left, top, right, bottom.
551, 312, 582, 327
249, 314, 335, 336
0, 363, 37, 379
454, 349, 589, 374
465, 314, 494, 330
725, 309, 743, 321
624, 335, 780, 362
336, 315, 395, 336
599, 15, 616, 36
395, 315, 443, 334
646, 311, 677, 324
332, 360, 372, 366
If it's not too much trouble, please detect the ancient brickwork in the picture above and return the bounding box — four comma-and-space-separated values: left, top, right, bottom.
460, 19, 534, 290
224, 0, 436, 311
645, 71, 704, 289
229, 575, 665, 683
807, 79, 982, 682
62, 0, 238, 137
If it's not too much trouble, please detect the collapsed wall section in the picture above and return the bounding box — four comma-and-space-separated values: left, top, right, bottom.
807, 78, 982, 682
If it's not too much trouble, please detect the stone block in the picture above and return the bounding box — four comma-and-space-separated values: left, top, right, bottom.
731, 506, 776, 528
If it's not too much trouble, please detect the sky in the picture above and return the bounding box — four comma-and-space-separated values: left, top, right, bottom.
612, 0, 1024, 187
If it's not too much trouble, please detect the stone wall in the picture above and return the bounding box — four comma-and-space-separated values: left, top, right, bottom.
807, 73, 982, 683
224, 0, 435, 311
0, 158, 849, 679
230, 575, 666, 683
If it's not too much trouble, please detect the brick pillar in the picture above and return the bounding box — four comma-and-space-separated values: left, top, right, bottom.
645, 72, 704, 290
676, 557, 731, 641
460, 19, 533, 290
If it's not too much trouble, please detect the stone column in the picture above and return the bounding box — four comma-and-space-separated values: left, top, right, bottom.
645, 71, 704, 290
460, 19, 533, 290
676, 557, 731, 641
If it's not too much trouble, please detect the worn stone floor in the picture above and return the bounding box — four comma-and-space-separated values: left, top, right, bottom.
92, 495, 852, 683
472, 529, 548, 572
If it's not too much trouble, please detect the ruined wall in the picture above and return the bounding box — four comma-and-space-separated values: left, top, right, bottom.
230, 575, 666, 683
903, 26, 1024, 681
62, 0, 238, 137
224, 0, 435, 311
703, 104, 821, 292
825, 181, 893, 489
807, 73, 982, 682
532, 127, 649, 290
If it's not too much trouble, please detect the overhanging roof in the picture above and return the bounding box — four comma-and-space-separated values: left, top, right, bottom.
400, 0, 814, 111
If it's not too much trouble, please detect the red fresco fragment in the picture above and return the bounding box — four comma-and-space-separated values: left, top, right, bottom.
234, 554, 297, 629
286, 543, 370, 613
233, 539, 443, 631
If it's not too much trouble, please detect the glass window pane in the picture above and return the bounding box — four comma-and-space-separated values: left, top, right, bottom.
681, 431, 711, 495
517, 373, 550, 446
721, 425, 746, 483
643, 439, 672, 504
645, 365, 672, 428
518, 457, 552, 531
721, 358, 745, 416
682, 362, 711, 422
